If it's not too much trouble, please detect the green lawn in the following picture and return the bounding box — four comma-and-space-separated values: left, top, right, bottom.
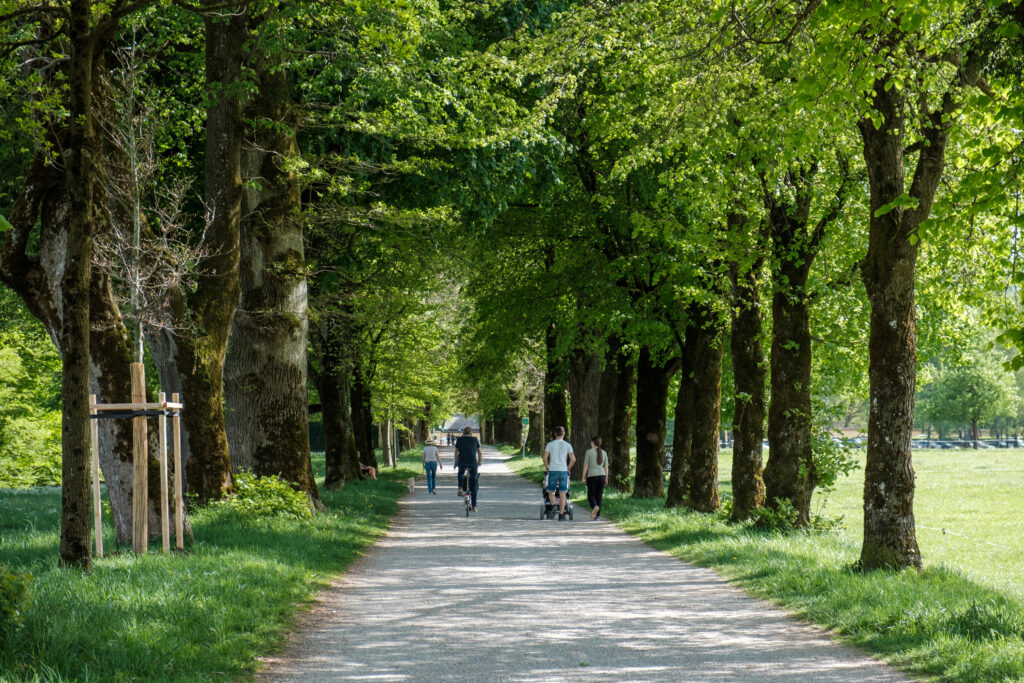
506, 448, 1024, 682
816, 448, 1024, 603
0, 451, 419, 682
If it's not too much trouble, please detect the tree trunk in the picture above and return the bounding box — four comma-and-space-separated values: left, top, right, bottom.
666, 331, 696, 508
729, 261, 767, 521
417, 404, 430, 445
3, 155, 182, 550
544, 323, 569, 442
685, 313, 723, 512
316, 362, 360, 489
351, 365, 376, 468
59, 7, 98, 569
177, 5, 247, 503
224, 59, 319, 509
633, 346, 676, 498
527, 406, 543, 454
568, 349, 601, 479
610, 350, 636, 492
858, 76, 926, 570
763, 191, 818, 526
764, 276, 815, 524
597, 338, 619, 450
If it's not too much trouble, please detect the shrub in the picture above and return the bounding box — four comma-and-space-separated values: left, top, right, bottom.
0, 564, 32, 637
216, 472, 313, 520
752, 497, 800, 531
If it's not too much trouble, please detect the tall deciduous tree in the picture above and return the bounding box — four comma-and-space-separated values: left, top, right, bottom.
224, 28, 320, 508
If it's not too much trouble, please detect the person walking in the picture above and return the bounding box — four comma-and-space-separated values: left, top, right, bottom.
543, 426, 576, 521
422, 440, 441, 494
454, 426, 482, 511
581, 436, 609, 520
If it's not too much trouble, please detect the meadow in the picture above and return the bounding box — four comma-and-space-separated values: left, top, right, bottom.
0, 452, 419, 682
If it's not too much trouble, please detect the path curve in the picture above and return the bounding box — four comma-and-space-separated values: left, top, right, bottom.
258, 447, 907, 682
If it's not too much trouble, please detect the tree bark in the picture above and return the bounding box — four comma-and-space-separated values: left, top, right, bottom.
568, 349, 601, 479
417, 404, 430, 444
610, 349, 636, 492
176, 5, 246, 502
762, 172, 821, 527
58, 7, 98, 568
597, 338, 619, 450
764, 270, 816, 524
666, 330, 696, 508
685, 312, 723, 512
505, 401, 521, 444
350, 363, 376, 468
224, 58, 319, 509
633, 346, 677, 498
858, 76, 927, 570
317, 367, 346, 489
729, 260, 766, 521
855, 50, 985, 568
527, 406, 544, 454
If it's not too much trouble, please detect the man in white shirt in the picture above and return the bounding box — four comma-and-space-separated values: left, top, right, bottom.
542, 426, 576, 521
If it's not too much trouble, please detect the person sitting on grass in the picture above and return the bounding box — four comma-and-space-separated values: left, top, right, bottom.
356, 451, 377, 479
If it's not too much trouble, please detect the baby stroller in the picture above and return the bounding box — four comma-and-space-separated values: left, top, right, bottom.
540, 471, 574, 520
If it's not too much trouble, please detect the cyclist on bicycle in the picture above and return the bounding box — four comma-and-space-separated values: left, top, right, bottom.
454, 426, 482, 511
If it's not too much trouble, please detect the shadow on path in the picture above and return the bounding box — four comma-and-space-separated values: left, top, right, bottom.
258, 448, 908, 682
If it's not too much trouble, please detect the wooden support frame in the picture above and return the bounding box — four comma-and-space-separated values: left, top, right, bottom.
88, 375, 184, 558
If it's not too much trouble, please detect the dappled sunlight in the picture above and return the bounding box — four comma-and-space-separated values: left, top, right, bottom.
259, 449, 906, 682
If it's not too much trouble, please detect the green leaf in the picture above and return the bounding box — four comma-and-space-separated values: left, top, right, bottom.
873, 192, 918, 218
0, 215, 12, 234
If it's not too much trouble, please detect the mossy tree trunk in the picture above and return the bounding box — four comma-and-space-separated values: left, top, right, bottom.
684, 309, 723, 512
175, 4, 247, 503
761, 164, 847, 526
728, 256, 766, 521
666, 328, 696, 508
224, 57, 319, 509
58, 6, 99, 568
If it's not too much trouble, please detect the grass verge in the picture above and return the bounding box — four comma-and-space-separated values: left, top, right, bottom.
0, 450, 419, 682
506, 455, 1024, 683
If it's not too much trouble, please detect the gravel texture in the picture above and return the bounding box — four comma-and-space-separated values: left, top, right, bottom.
258, 447, 908, 682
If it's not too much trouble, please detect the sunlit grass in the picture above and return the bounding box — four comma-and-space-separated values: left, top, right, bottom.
508, 450, 1024, 682
0, 451, 419, 681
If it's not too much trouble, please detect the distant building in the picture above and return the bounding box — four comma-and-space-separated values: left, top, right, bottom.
441, 414, 480, 440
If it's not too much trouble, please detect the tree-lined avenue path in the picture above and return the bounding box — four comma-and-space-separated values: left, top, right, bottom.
258, 447, 907, 682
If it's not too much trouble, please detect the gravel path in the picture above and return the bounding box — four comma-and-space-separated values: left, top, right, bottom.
258, 447, 908, 682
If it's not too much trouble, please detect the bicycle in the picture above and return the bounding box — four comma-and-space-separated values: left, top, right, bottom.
462, 468, 478, 517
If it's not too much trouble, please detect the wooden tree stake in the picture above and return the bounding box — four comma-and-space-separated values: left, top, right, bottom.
90, 394, 103, 558
130, 362, 148, 554
172, 392, 184, 550
158, 391, 170, 553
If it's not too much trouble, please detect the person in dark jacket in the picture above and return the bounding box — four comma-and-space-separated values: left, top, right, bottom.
454, 426, 482, 511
